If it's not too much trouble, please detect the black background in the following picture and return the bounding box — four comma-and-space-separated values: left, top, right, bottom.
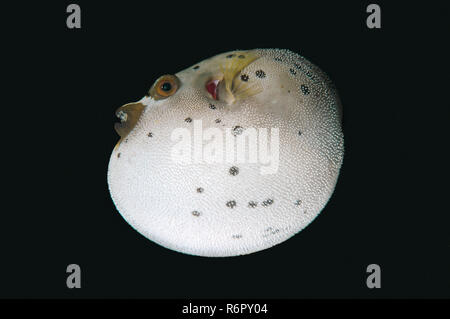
2, 1, 449, 299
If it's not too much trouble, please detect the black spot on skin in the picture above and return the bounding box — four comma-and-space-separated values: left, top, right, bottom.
274, 57, 283, 62
294, 199, 302, 206
215, 119, 221, 124
248, 201, 257, 208
191, 211, 201, 217
226, 200, 237, 208
147, 132, 153, 137
209, 103, 216, 110
301, 84, 310, 95
255, 70, 266, 78
193, 65, 200, 70
232, 126, 244, 136
298, 130, 302, 136
262, 199, 274, 207
185, 117, 192, 123
289, 68, 297, 75
232, 234, 242, 239
238, 55, 245, 59
229, 166, 239, 176
196, 187, 204, 193
240, 74, 249, 82
294, 63, 302, 70
288, 90, 291, 93
226, 54, 235, 58
263, 227, 280, 237
117, 153, 121, 158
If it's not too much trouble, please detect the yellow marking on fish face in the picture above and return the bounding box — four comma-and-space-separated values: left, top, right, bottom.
219, 51, 262, 104
114, 102, 146, 148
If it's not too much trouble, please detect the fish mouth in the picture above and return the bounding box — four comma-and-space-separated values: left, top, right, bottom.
114, 102, 146, 145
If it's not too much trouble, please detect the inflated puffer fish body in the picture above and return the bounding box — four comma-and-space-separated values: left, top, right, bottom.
107, 49, 344, 257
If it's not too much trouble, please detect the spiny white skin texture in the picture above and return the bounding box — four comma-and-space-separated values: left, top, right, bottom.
107, 49, 344, 257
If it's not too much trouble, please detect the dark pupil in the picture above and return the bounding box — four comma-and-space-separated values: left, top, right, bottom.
161, 82, 172, 92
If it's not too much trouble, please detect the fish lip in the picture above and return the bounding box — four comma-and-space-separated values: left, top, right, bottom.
116, 110, 128, 122
113, 102, 146, 143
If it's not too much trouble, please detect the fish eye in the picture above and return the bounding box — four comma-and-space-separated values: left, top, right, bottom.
149, 74, 180, 100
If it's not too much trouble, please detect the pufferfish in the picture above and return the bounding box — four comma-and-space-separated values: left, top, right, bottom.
107, 49, 344, 257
